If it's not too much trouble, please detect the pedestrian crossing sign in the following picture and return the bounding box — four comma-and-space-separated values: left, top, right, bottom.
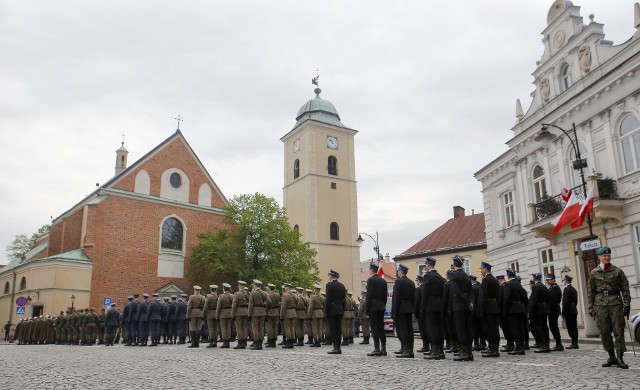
16, 306, 26, 315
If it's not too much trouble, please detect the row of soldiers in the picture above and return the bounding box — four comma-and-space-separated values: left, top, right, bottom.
14, 308, 108, 346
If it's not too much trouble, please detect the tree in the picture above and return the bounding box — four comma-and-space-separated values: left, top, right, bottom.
5, 224, 50, 262
189, 193, 319, 288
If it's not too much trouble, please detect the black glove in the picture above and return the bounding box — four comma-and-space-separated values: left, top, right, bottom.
623, 306, 630, 319
588, 307, 594, 318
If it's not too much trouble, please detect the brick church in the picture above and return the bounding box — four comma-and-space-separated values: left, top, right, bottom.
0, 129, 229, 321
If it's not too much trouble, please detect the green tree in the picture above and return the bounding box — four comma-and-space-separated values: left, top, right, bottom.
189, 193, 319, 288
5, 224, 50, 262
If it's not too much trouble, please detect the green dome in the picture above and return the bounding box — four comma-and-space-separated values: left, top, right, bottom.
293, 88, 347, 130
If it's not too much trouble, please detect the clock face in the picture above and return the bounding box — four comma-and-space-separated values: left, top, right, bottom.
326, 136, 338, 149
293, 139, 300, 153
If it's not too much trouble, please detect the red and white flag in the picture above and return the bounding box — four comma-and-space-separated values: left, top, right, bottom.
570, 185, 594, 228
551, 192, 581, 235
377, 262, 384, 277
558, 180, 572, 202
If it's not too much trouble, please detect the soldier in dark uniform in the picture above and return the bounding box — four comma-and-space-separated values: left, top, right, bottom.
365, 263, 388, 357
478, 262, 500, 358
529, 273, 550, 353
449, 256, 474, 361
497, 275, 514, 352
443, 269, 458, 354
187, 286, 206, 348
265, 284, 280, 348
280, 283, 297, 349
122, 296, 133, 346
168, 295, 178, 344
504, 271, 528, 355
232, 281, 250, 349
147, 293, 162, 346
422, 257, 445, 360
325, 270, 346, 355
392, 264, 415, 358
469, 275, 484, 352
545, 274, 564, 351
248, 280, 268, 350
358, 290, 370, 345
414, 274, 429, 354
588, 246, 631, 369
216, 283, 234, 348
175, 294, 188, 344
137, 293, 150, 346
129, 293, 140, 346
159, 297, 169, 343
203, 285, 219, 348
55, 312, 64, 345
561, 275, 579, 349
105, 303, 120, 346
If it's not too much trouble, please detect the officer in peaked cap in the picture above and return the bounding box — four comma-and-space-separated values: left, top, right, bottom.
325, 269, 346, 354
137, 294, 150, 346
167, 295, 178, 344
265, 283, 280, 348
545, 273, 563, 351
392, 263, 415, 358
308, 285, 325, 347
129, 293, 140, 346
448, 256, 474, 361
365, 261, 388, 356
279, 283, 297, 349
248, 279, 267, 350
232, 281, 250, 349
203, 284, 219, 348
422, 256, 445, 360
216, 283, 234, 348
562, 275, 579, 349
478, 261, 500, 357
529, 273, 550, 353
175, 294, 188, 344
187, 286, 205, 348
147, 293, 162, 346
123, 295, 134, 346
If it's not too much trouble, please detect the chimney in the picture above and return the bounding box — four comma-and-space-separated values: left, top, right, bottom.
453, 206, 465, 219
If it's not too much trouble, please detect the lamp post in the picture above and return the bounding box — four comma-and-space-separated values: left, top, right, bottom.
534, 122, 594, 238
70, 294, 76, 311
356, 232, 381, 261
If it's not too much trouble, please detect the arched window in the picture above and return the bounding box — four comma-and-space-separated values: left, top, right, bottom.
532, 165, 547, 203
3, 282, 9, 294
330, 222, 339, 240
161, 217, 184, 251
620, 114, 640, 174
328, 156, 338, 176
561, 63, 572, 91
19, 277, 26, 291
294, 159, 300, 179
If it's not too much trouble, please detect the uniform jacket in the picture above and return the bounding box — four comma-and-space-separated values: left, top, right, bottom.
548, 283, 562, 316
588, 264, 631, 307
391, 275, 415, 317
422, 269, 444, 314
266, 290, 281, 317
324, 279, 346, 317
248, 289, 268, 317
130, 300, 140, 322
561, 284, 578, 316
414, 284, 423, 319
168, 301, 177, 321
343, 296, 355, 319
175, 301, 187, 321
216, 291, 233, 319
187, 294, 206, 319
147, 300, 162, 322
280, 292, 298, 319
365, 275, 387, 314
105, 308, 120, 327
529, 282, 550, 316
449, 269, 473, 312
161, 303, 169, 322
479, 274, 500, 315
357, 297, 368, 320
295, 294, 308, 319
137, 300, 150, 322
122, 302, 132, 323
232, 289, 250, 317
503, 278, 528, 314
203, 293, 219, 320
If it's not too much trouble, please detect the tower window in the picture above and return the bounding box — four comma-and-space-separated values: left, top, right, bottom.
19, 277, 26, 291
328, 156, 338, 176
161, 217, 184, 251
3, 281, 9, 294
331, 182, 336, 189
294, 159, 300, 179
330, 222, 339, 240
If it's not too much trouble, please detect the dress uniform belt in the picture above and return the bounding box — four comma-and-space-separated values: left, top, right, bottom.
597, 290, 620, 296
238, 304, 248, 307
254, 304, 266, 307
345, 309, 354, 311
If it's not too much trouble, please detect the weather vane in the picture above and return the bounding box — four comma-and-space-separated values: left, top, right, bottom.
121, 132, 126, 146
312, 68, 320, 87
175, 115, 183, 130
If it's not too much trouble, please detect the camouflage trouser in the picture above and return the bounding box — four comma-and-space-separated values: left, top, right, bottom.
595, 304, 627, 352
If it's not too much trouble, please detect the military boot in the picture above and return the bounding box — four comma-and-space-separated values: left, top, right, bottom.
565, 338, 579, 349
508, 341, 525, 355
453, 345, 471, 362
341, 337, 349, 346
297, 338, 304, 346
220, 340, 230, 348
602, 349, 618, 367
305, 335, 313, 344
367, 339, 382, 356
616, 351, 629, 369
534, 340, 550, 353
187, 332, 198, 348
360, 336, 370, 345
327, 341, 341, 354
500, 341, 514, 352
472, 339, 480, 351
551, 340, 564, 352
380, 340, 388, 356
206, 339, 216, 348
397, 346, 414, 359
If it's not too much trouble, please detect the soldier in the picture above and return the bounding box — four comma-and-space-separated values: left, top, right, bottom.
147, 293, 162, 346
469, 275, 485, 352
545, 273, 564, 351
203, 284, 219, 348
216, 283, 234, 348
175, 294, 188, 344
105, 303, 120, 346
588, 246, 631, 369
442, 270, 457, 354
160, 297, 169, 344
325, 270, 346, 355
342, 291, 355, 345
497, 275, 513, 353
265, 284, 280, 348
320, 291, 328, 344
186, 286, 205, 348
248, 279, 268, 350
307, 286, 324, 347
129, 293, 140, 346
358, 290, 370, 345
78, 309, 87, 345
280, 283, 298, 349
137, 293, 150, 346
414, 275, 428, 353
422, 257, 445, 360
529, 273, 550, 353
305, 289, 314, 344
562, 275, 579, 349
449, 256, 474, 361
504, 271, 528, 355
366, 263, 388, 357
478, 262, 500, 358
392, 264, 415, 358
231, 280, 250, 349
55, 311, 64, 345
122, 295, 133, 346
85, 308, 99, 345
97, 308, 106, 345
168, 295, 178, 344
294, 287, 308, 346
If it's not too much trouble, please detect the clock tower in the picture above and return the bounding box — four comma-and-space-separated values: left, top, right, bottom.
281, 85, 360, 292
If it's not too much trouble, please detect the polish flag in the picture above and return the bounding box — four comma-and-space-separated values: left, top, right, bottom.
570, 185, 594, 228
551, 192, 581, 235
558, 180, 572, 202
377, 262, 384, 277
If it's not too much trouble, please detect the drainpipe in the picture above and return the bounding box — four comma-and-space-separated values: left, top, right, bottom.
8, 268, 17, 324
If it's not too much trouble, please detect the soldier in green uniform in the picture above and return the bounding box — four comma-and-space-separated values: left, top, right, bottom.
85, 308, 99, 345
232, 280, 250, 349
216, 283, 234, 348
307, 286, 324, 347
280, 283, 298, 349
358, 290, 370, 345
186, 285, 206, 348
294, 287, 308, 346
248, 279, 268, 350
203, 284, 219, 348
588, 246, 631, 369
98, 308, 106, 345
342, 291, 355, 345
55, 312, 64, 344
265, 284, 280, 348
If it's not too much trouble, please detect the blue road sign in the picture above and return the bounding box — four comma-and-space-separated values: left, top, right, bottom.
104, 297, 112, 306
16, 296, 27, 307
16, 306, 26, 315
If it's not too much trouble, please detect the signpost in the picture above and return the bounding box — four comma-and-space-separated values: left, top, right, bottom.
16, 296, 27, 307
16, 306, 26, 315
103, 297, 112, 307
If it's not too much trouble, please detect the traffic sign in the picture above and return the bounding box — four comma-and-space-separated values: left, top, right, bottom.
16, 296, 27, 307
580, 238, 602, 251
104, 297, 112, 306
16, 306, 26, 315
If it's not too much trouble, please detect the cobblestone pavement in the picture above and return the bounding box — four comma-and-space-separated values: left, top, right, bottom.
1, 337, 639, 390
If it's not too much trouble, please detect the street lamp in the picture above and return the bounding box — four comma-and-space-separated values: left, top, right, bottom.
70, 294, 76, 311
356, 232, 381, 261
534, 122, 594, 238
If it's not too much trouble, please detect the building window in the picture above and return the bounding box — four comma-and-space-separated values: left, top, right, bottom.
508, 261, 520, 274
620, 114, 640, 174
502, 191, 516, 228
3, 282, 9, 294
331, 182, 337, 189
170, 172, 182, 189
19, 277, 26, 291
328, 156, 338, 176
161, 217, 184, 251
560, 63, 572, 91
418, 264, 426, 276
461, 257, 471, 275
532, 165, 547, 203
330, 222, 339, 240
293, 159, 300, 179
541, 248, 554, 277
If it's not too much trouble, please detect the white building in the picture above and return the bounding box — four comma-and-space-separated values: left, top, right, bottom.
475, 1, 640, 335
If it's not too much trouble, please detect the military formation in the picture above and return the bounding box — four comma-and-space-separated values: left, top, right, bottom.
10, 246, 632, 370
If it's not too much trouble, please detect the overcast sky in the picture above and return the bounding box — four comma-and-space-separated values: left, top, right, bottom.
0, 1, 635, 265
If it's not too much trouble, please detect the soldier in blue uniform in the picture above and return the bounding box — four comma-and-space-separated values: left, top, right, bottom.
414, 274, 429, 354
504, 271, 528, 355
175, 294, 188, 344
147, 293, 162, 346
168, 295, 178, 344
122, 295, 133, 346
365, 263, 388, 357
422, 257, 445, 361
392, 264, 415, 358
478, 262, 500, 358
129, 293, 140, 346
562, 275, 579, 349
545, 274, 564, 351
104, 303, 120, 346
137, 293, 150, 346
160, 297, 169, 344
529, 273, 550, 353
449, 256, 474, 362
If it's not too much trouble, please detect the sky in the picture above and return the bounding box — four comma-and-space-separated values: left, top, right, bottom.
0, 0, 636, 265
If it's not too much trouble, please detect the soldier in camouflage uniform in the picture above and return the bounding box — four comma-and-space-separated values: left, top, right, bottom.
588, 246, 631, 369
55, 311, 64, 344
98, 308, 106, 345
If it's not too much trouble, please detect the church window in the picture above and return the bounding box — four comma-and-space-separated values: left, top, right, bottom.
532, 165, 547, 203
330, 222, 339, 240
170, 172, 182, 189
19, 277, 26, 291
620, 114, 640, 174
560, 63, 572, 91
331, 182, 337, 189
3, 282, 9, 294
294, 159, 300, 179
328, 156, 338, 175
161, 217, 183, 251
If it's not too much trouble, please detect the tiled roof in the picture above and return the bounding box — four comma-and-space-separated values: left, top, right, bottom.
397, 213, 486, 259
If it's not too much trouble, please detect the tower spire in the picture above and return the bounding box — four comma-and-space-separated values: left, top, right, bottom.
115, 133, 129, 175
312, 68, 321, 96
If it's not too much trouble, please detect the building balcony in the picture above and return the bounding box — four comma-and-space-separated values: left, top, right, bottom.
526, 176, 624, 242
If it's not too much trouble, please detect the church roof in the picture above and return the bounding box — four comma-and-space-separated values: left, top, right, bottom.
395, 213, 486, 260
292, 88, 349, 130
0, 248, 91, 275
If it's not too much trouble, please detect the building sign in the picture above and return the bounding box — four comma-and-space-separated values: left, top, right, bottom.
580, 238, 602, 251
